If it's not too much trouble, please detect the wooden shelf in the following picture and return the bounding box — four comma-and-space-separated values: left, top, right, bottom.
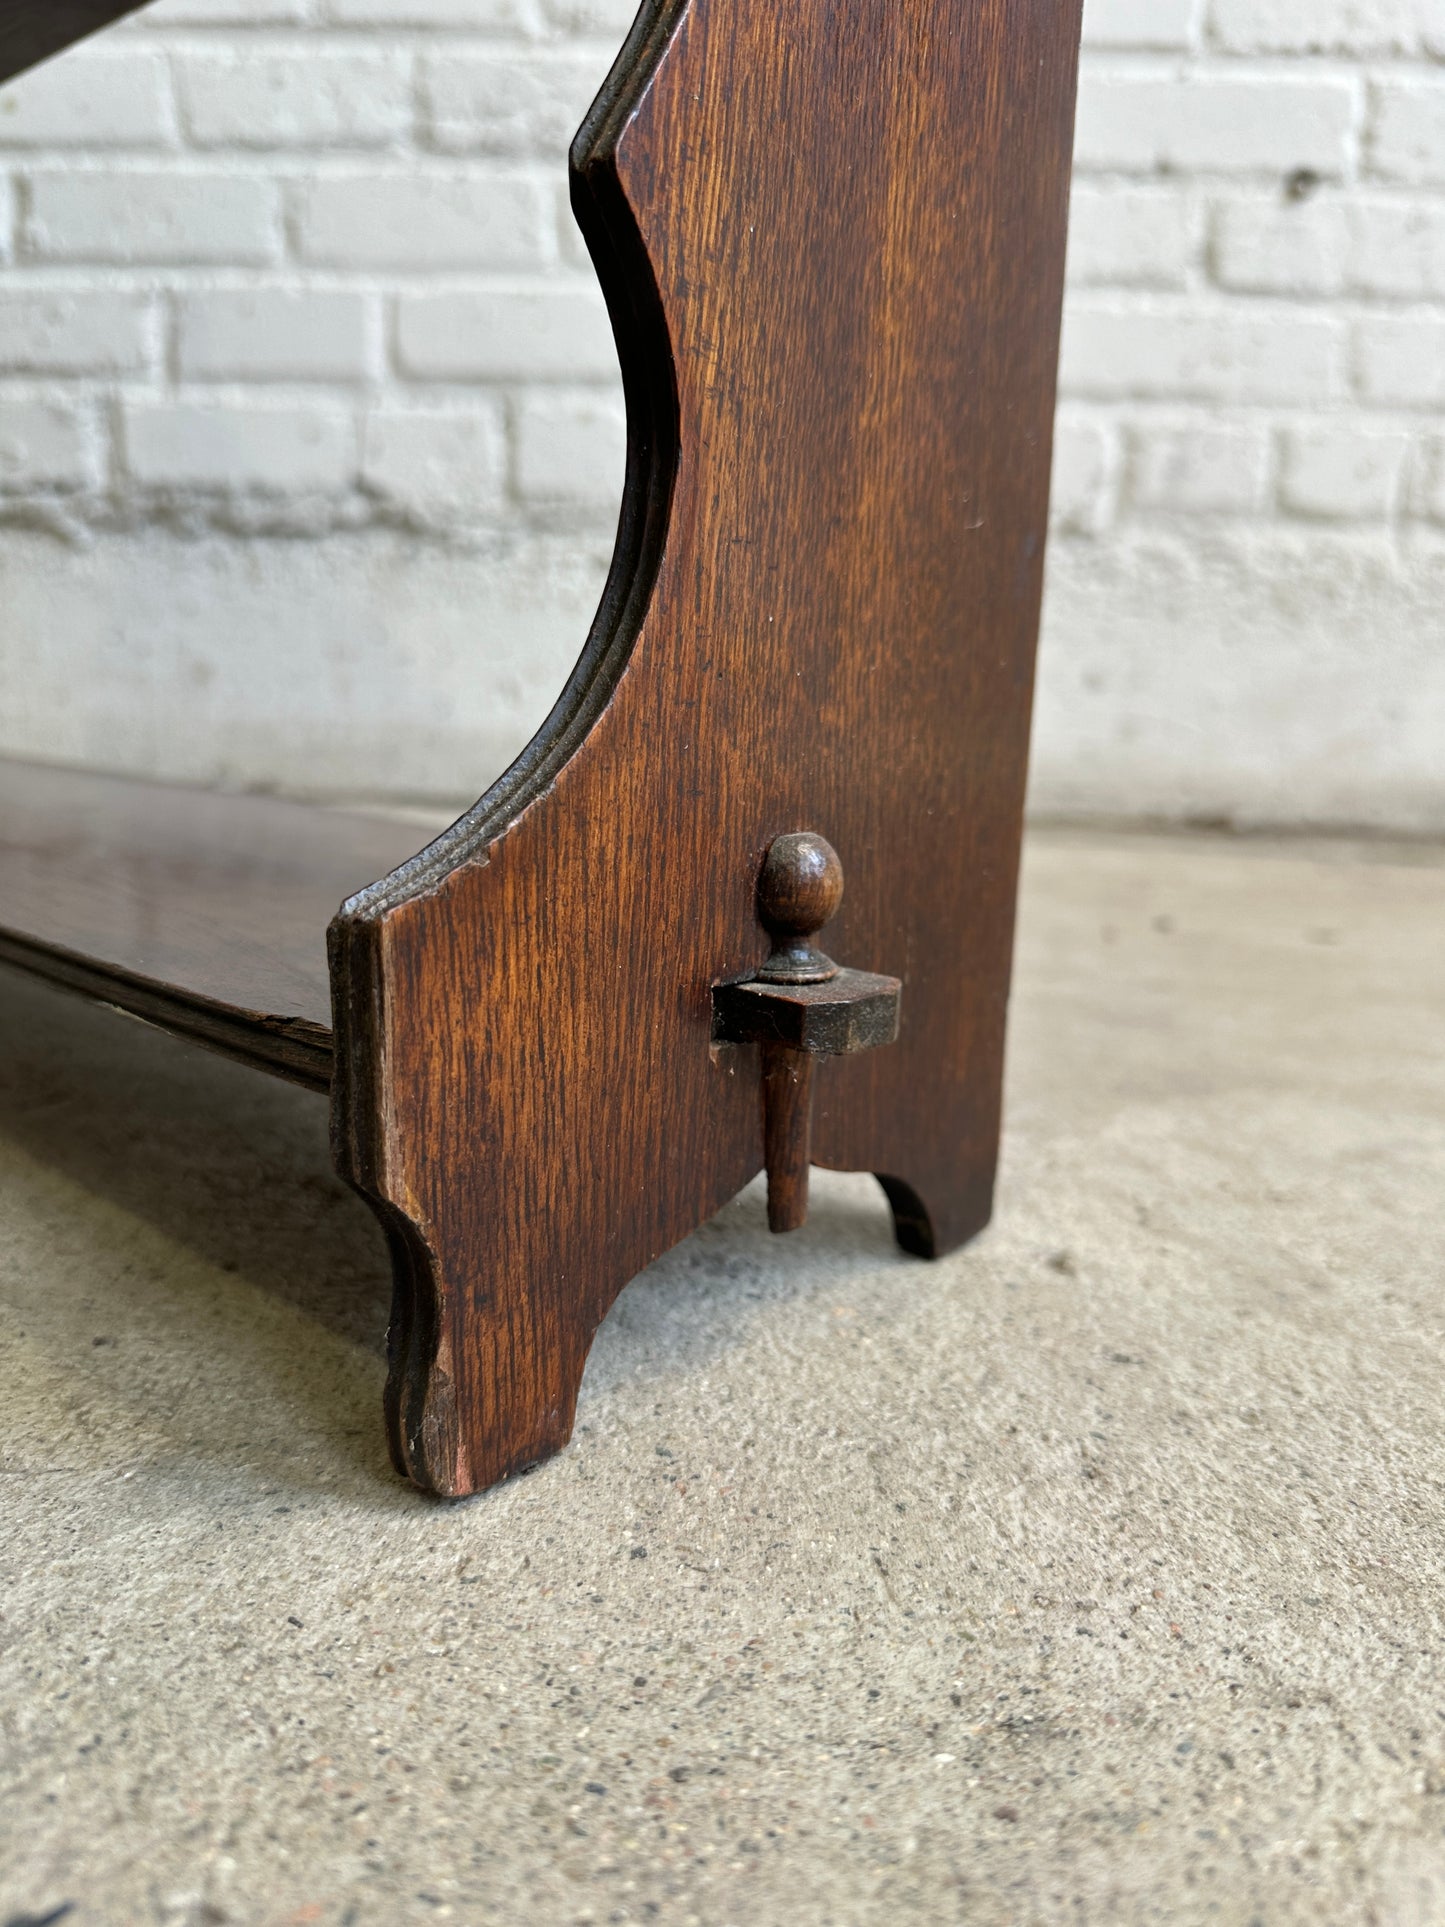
0, 759, 428, 1090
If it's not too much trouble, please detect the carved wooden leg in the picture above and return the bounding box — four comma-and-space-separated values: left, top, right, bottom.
326, 0, 1081, 1497
344, 1167, 614, 1497
876, 1175, 943, 1260
377, 1204, 592, 1498
329, 873, 764, 1498
874, 1165, 1000, 1263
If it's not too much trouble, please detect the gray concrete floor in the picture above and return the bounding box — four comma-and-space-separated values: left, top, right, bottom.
2, 828, 1443, 1927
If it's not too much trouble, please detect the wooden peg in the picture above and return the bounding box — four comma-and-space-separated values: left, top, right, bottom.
761, 1042, 815, 1233
714, 834, 902, 1233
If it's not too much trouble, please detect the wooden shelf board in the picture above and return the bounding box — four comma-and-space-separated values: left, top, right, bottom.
0, 759, 432, 1089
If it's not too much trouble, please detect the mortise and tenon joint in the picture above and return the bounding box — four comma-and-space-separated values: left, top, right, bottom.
713, 833, 902, 1235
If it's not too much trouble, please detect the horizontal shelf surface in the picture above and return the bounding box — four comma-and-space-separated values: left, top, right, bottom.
0, 759, 435, 1087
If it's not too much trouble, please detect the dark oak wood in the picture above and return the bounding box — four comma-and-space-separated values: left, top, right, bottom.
332, 0, 1085, 1496
0, 759, 425, 1089
755, 832, 847, 984
714, 831, 902, 1231
759, 1044, 812, 1235
0, 2, 153, 87
716, 967, 904, 1228
713, 968, 902, 1057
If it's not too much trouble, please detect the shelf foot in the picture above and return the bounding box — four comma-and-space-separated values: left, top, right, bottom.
370, 1199, 594, 1500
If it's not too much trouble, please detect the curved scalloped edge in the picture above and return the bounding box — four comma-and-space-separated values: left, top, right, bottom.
326, 0, 694, 1497
333, 0, 691, 927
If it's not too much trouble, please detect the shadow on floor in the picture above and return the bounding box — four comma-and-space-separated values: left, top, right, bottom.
0, 967, 389, 1347
0, 966, 916, 1495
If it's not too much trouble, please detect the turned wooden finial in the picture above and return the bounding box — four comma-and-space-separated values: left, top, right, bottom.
712, 831, 899, 1235
756, 832, 844, 984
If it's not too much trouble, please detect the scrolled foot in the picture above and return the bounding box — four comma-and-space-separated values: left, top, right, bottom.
875, 1168, 997, 1262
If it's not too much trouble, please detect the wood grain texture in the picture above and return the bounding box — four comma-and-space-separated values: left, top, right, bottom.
333, 0, 1084, 1498
0, 2, 152, 87
0, 759, 426, 1088
760, 1043, 813, 1235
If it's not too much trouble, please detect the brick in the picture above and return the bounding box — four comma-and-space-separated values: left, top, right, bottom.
423, 51, 599, 156
1370, 80, 1445, 186
1420, 436, 1445, 521
1129, 420, 1270, 513
141, 0, 309, 19
0, 52, 174, 148
294, 172, 546, 269
397, 283, 614, 379
26, 171, 280, 265
1353, 316, 1445, 406
1082, 0, 1197, 50
1075, 72, 1357, 177
0, 399, 100, 490
323, 0, 540, 24
1347, 196, 1445, 300
1280, 426, 1410, 519
1210, 195, 1348, 296
362, 404, 506, 518
176, 289, 377, 381
1209, 0, 1425, 55
0, 291, 155, 374
123, 401, 356, 491
515, 387, 624, 506
1067, 185, 1194, 288
541, 0, 641, 31
177, 53, 412, 150
1049, 412, 1117, 533
1060, 298, 1343, 405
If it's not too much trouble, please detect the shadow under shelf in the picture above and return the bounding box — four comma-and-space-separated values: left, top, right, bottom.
0, 757, 434, 1093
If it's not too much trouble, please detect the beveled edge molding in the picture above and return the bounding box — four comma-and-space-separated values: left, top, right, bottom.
331, 0, 688, 932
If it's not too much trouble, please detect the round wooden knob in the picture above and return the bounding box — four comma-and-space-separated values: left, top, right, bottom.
756, 832, 844, 982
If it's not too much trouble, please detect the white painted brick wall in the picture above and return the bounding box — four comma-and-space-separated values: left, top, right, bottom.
122, 396, 357, 489
362, 402, 505, 518
1058, 4, 1445, 528
514, 385, 625, 505
27, 169, 283, 264
1049, 0, 1445, 831
0, 0, 1439, 828
176, 287, 377, 380
0, 397, 101, 488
